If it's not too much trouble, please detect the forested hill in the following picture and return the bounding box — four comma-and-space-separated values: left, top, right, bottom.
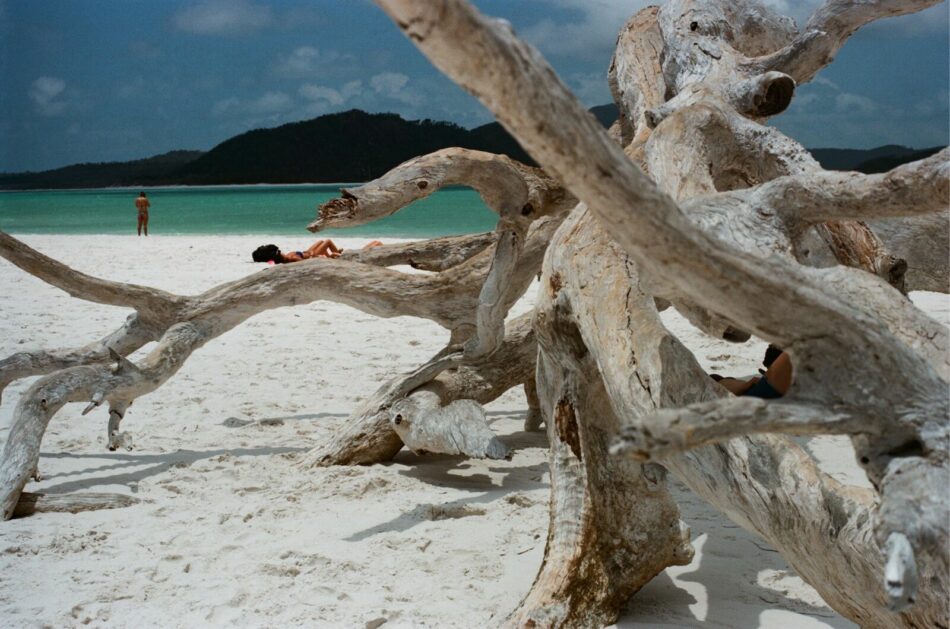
0, 150, 205, 190
0, 106, 942, 189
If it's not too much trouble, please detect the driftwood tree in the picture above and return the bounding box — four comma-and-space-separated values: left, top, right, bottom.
1, 0, 948, 627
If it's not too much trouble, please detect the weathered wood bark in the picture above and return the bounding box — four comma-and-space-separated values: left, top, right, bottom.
314, 147, 576, 360
376, 0, 949, 625
0, 215, 552, 518
13, 491, 140, 518
302, 311, 538, 466
3, 0, 947, 626
508, 207, 694, 626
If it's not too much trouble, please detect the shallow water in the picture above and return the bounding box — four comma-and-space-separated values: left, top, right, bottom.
0, 185, 498, 237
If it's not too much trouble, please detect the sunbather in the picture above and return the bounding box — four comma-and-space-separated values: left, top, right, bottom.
712, 345, 792, 399
252, 239, 382, 264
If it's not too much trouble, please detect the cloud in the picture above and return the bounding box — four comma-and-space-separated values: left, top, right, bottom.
29, 76, 68, 116
212, 91, 293, 117
566, 72, 611, 106
834, 93, 877, 114
370, 72, 421, 105
274, 46, 356, 79
522, 0, 651, 59
173, 0, 274, 35
297, 80, 364, 116
798, 76, 880, 114
299, 85, 344, 108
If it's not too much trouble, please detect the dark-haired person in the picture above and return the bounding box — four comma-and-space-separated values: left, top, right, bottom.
252, 239, 383, 264
135, 191, 151, 236
712, 345, 792, 399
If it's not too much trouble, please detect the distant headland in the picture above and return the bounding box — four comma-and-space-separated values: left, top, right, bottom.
0, 105, 942, 190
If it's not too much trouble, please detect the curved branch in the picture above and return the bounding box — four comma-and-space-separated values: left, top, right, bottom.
612, 397, 863, 461
309, 147, 572, 231
304, 311, 538, 467
756, 148, 950, 223
0, 313, 157, 405
870, 213, 950, 293
745, 0, 945, 84
377, 0, 948, 620
0, 231, 182, 316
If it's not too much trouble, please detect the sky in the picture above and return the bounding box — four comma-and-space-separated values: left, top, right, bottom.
1, 0, 947, 172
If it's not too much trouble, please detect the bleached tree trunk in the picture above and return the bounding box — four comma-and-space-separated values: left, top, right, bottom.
2, 0, 947, 627
0, 147, 569, 518
375, 0, 948, 626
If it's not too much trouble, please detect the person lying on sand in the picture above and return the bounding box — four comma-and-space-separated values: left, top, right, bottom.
711, 345, 792, 399
252, 239, 383, 264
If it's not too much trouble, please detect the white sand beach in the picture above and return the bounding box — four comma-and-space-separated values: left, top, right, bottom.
1, 235, 946, 628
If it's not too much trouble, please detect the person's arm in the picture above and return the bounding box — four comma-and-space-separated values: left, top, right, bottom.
764, 351, 793, 395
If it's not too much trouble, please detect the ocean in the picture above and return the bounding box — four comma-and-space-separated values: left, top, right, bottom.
0, 185, 498, 237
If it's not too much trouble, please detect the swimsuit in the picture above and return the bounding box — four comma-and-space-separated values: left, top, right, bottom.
742, 375, 782, 399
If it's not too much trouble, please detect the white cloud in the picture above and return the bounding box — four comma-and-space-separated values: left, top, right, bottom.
522, 0, 650, 59
299, 84, 344, 107
274, 46, 355, 78
173, 0, 273, 35
29, 76, 68, 116
566, 72, 611, 106
212, 91, 293, 117
298, 80, 363, 116
758, 0, 822, 28
370, 72, 421, 106
834, 92, 877, 114
250, 91, 293, 113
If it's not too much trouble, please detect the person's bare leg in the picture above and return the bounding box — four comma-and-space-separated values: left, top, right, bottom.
137, 214, 144, 236
307, 240, 334, 258
719, 377, 756, 396
363, 240, 383, 249
306, 239, 328, 255
143, 213, 148, 236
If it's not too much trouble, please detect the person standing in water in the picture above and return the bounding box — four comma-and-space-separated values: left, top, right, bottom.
135, 191, 150, 236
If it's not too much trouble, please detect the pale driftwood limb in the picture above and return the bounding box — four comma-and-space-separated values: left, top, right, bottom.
508, 210, 692, 626
0, 232, 182, 316
542, 207, 944, 628
0, 313, 156, 406
608, 6, 666, 146
0, 214, 557, 516
377, 0, 947, 622
755, 148, 950, 222
13, 491, 140, 518
0, 322, 207, 519
611, 397, 861, 460
309, 147, 573, 232
312, 147, 574, 361
522, 377, 543, 432
745, 0, 945, 85
339, 231, 496, 271
304, 312, 537, 467
464, 224, 524, 359
871, 212, 950, 293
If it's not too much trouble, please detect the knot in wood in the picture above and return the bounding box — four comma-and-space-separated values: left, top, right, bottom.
554, 398, 582, 460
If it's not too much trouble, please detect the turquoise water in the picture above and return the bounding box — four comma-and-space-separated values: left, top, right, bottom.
0, 185, 498, 237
